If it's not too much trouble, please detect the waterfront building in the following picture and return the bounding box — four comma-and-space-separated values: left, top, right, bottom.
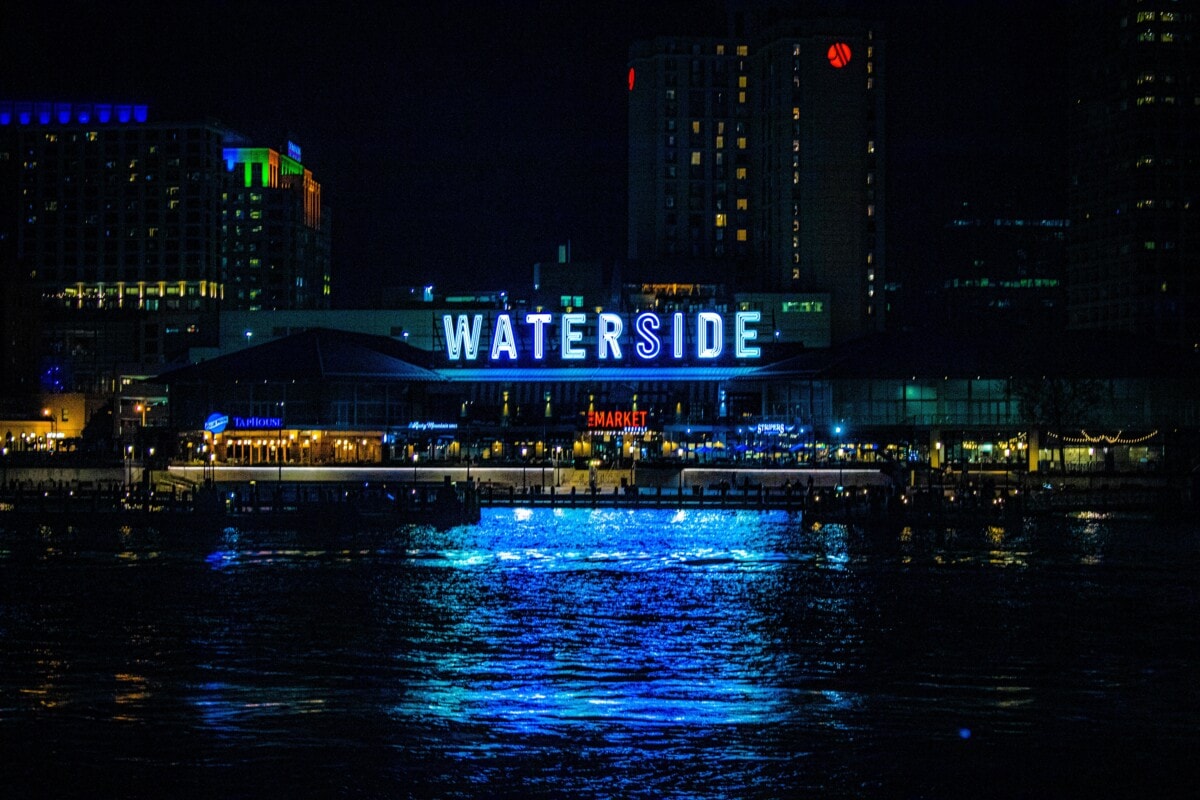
627, 12, 884, 344
1067, 0, 1199, 345
151, 318, 1199, 477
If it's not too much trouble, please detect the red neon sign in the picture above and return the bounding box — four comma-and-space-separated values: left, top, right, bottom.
588, 410, 648, 430
827, 42, 851, 69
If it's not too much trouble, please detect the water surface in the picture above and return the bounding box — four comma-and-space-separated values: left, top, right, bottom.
2, 509, 1197, 798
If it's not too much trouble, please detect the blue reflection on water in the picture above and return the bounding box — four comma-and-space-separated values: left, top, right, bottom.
395, 509, 836, 739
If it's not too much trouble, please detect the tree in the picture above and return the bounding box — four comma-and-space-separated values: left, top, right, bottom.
1011, 377, 1105, 473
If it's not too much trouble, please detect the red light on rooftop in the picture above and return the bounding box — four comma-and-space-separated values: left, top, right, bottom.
628, 67, 635, 91
827, 42, 851, 68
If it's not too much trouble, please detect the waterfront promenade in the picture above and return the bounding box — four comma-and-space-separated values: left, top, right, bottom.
1, 462, 1188, 521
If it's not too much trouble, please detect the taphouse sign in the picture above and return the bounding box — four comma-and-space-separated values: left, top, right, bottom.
441, 311, 763, 362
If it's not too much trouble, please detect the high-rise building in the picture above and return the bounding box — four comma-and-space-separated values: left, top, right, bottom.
223, 143, 331, 310
0, 101, 331, 389
628, 13, 884, 344
0, 103, 229, 313
1067, 1, 1199, 345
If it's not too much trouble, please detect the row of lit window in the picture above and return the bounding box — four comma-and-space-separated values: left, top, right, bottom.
1136, 29, 1179, 42
1132, 10, 1178, 24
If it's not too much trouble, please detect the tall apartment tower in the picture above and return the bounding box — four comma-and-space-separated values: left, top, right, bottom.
628, 14, 884, 344
222, 144, 331, 311
1067, 1, 1199, 345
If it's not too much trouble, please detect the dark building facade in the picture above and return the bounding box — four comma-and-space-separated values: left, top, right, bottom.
627, 14, 884, 344
0, 101, 330, 392
222, 144, 331, 311
1067, 0, 1199, 345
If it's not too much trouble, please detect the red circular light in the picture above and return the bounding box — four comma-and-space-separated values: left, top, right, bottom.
827, 42, 851, 69
628, 67, 635, 91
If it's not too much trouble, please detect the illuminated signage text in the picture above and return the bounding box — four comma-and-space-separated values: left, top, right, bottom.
442, 311, 761, 362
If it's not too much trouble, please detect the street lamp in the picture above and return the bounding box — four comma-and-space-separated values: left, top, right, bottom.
42, 407, 56, 452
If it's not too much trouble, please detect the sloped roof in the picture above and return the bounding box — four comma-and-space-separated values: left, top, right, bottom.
743, 327, 1197, 381
154, 327, 444, 384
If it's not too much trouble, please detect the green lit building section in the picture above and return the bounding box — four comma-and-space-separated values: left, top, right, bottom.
223, 147, 306, 188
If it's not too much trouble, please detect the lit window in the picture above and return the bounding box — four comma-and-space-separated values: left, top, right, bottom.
736, 167, 747, 180
1137, 11, 1155, 22
736, 228, 747, 241
867, 205, 875, 217
1137, 95, 1155, 106
716, 44, 725, 55
792, 107, 799, 120
736, 198, 748, 210
714, 213, 727, 227
792, 267, 800, 280
691, 151, 702, 165
738, 76, 748, 88
736, 45, 748, 56
715, 135, 724, 148
738, 91, 746, 103
692, 120, 701, 134
737, 137, 747, 149
867, 140, 875, 154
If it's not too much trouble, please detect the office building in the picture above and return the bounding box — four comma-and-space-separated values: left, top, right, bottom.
628, 13, 884, 344
1067, 0, 1199, 345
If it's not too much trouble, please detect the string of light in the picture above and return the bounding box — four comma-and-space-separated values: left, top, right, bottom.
1045, 430, 1159, 444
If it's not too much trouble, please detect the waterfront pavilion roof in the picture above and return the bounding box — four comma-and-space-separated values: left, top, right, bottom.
742, 327, 1198, 381
154, 328, 444, 385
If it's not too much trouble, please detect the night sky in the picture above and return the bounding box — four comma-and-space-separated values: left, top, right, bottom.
2, 0, 1068, 307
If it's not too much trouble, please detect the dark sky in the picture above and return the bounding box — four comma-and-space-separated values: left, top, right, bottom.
2, 0, 1069, 306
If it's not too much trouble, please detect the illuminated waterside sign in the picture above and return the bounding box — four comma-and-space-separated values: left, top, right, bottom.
442, 311, 762, 362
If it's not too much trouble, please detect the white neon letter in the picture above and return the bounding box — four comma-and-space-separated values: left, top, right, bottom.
490, 313, 518, 360
561, 312, 586, 360
525, 313, 552, 359
734, 311, 761, 358
672, 312, 685, 359
634, 312, 661, 359
598, 313, 624, 360
697, 311, 723, 359
443, 314, 482, 360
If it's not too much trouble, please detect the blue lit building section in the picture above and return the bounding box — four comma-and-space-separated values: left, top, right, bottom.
0, 101, 149, 126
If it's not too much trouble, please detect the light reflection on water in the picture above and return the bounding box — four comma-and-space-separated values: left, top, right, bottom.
2, 508, 1199, 798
